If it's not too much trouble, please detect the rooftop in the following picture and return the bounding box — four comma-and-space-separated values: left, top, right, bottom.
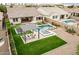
7, 6, 42, 18
63, 8, 79, 13
37, 6, 68, 16
7, 6, 69, 18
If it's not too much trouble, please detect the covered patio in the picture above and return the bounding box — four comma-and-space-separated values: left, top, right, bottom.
21, 16, 33, 23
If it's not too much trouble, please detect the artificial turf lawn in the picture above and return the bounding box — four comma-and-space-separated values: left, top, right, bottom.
11, 28, 66, 55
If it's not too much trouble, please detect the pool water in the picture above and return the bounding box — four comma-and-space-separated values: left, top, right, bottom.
61, 19, 75, 25
64, 20, 74, 23
34, 24, 55, 35
37, 24, 53, 31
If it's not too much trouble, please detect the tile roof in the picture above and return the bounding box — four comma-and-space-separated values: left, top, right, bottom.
37, 6, 69, 16
7, 6, 42, 18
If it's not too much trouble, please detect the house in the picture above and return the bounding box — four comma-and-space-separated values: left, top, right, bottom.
7, 6, 70, 25
7, 6, 44, 25
37, 6, 70, 21
64, 8, 79, 17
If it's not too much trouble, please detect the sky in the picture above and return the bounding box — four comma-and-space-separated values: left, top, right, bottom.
0, 0, 79, 4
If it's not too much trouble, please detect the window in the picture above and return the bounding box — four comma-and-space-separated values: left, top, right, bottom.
73, 13, 75, 16
71, 13, 72, 16
52, 16, 58, 19
55, 16, 58, 18
52, 16, 54, 19
16, 18, 18, 22
66, 14, 68, 17
36, 17, 43, 20
13, 18, 18, 22
13, 18, 16, 22
60, 15, 64, 19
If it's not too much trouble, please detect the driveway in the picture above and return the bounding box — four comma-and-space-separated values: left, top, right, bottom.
43, 28, 79, 55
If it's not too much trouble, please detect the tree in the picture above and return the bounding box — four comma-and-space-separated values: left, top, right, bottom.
0, 4, 8, 18
0, 4, 8, 29
67, 5, 74, 8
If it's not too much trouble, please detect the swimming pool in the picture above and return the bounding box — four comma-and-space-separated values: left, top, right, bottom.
36, 24, 55, 31
35, 24, 56, 36
61, 19, 76, 25
38, 24, 52, 31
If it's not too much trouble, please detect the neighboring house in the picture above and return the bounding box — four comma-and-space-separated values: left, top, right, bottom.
7, 6, 70, 25
64, 8, 79, 17
7, 6, 44, 24
37, 6, 70, 21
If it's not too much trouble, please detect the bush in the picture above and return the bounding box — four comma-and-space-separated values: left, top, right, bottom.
67, 5, 74, 8
5, 19, 17, 55
77, 34, 79, 36
66, 28, 76, 34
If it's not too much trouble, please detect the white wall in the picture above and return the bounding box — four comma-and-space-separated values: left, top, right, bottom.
64, 14, 70, 19
50, 15, 60, 21
33, 16, 36, 21
49, 13, 70, 21
9, 18, 21, 25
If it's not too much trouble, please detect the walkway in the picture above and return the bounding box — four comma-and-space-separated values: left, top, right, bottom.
0, 21, 10, 55
43, 28, 79, 55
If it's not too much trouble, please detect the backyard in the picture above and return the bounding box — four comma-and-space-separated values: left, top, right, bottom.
6, 19, 66, 55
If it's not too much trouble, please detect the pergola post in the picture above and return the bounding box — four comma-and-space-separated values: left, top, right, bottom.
38, 28, 40, 39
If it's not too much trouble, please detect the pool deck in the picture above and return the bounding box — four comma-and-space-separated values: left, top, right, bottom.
43, 28, 79, 55
21, 30, 56, 44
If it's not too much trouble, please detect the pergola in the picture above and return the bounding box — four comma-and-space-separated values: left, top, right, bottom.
20, 23, 40, 39
20, 23, 38, 31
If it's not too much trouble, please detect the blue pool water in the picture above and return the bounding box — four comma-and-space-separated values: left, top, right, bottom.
34, 24, 56, 36
37, 24, 53, 31
38, 25, 52, 31
61, 19, 75, 24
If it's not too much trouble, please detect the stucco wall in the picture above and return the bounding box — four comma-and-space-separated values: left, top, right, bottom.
9, 18, 21, 25
49, 14, 70, 21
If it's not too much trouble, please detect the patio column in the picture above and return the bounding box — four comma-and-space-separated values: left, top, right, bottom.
33, 17, 36, 22
18, 18, 21, 23
38, 28, 40, 39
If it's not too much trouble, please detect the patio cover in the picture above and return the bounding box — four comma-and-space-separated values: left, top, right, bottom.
20, 23, 38, 32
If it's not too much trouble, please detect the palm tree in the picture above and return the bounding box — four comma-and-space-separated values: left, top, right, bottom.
0, 4, 8, 29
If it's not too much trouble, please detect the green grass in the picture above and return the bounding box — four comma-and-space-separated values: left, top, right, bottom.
11, 27, 66, 55
5, 19, 17, 55
13, 23, 21, 28
5, 19, 11, 29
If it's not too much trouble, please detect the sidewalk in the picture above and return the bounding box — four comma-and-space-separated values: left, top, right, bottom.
0, 21, 10, 55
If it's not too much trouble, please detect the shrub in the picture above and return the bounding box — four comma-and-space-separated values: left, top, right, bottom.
66, 28, 76, 34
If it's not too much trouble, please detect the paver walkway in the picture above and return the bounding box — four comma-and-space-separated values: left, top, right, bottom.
43, 28, 79, 55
